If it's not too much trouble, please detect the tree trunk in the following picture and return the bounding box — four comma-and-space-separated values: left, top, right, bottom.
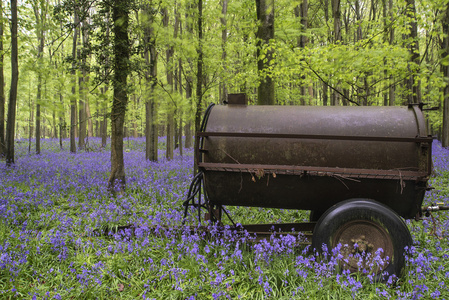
320, 0, 330, 106
132, 94, 138, 138
194, 0, 204, 173
78, 35, 86, 149
178, 110, 183, 156
34, 1, 45, 155
28, 92, 33, 154
143, 2, 158, 161
101, 99, 107, 148
57, 3, 66, 147
101, 12, 110, 149
184, 5, 194, 150
178, 59, 184, 156
70, 3, 78, 153
83, 21, 93, 139
52, 105, 57, 139
331, 0, 341, 106
148, 96, 157, 162
382, 0, 388, 106
36, 98, 41, 154
255, 0, 275, 105
163, 7, 175, 160
174, 62, 179, 150
220, 0, 228, 104
59, 92, 64, 148
86, 101, 93, 137
405, 0, 421, 104
185, 78, 193, 148
0, 0, 5, 156
295, 0, 308, 104
388, 0, 395, 106
442, 1, 449, 147
322, 81, 328, 106
108, 0, 130, 190
6, 0, 18, 166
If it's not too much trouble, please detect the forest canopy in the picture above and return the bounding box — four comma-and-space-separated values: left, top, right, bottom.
0, 0, 448, 162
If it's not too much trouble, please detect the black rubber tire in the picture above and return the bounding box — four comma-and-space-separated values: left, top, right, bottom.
311, 198, 412, 280
309, 210, 325, 222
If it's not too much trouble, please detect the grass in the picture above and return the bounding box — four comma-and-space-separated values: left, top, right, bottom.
0, 137, 448, 299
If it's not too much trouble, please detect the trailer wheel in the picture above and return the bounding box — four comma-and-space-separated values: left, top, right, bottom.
311, 198, 412, 280
309, 210, 325, 222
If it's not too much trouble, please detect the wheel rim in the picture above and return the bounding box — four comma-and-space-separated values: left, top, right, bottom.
332, 220, 394, 274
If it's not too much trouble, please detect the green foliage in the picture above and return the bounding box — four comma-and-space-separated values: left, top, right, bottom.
0, 0, 447, 139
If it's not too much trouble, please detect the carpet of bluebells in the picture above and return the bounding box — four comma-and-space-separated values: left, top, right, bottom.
1, 138, 449, 299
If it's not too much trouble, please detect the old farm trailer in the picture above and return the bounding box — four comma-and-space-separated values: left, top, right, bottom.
183, 94, 446, 278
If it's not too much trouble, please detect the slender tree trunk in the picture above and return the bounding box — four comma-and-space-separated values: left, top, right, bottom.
331, 0, 341, 106
108, 0, 130, 190
0, 0, 5, 156
34, 2, 45, 155
99, 89, 104, 140
86, 101, 93, 137
405, 0, 421, 104
78, 29, 86, 150
178, 59, 183, 155
322, 81, 328, 106
255, 0, 275, 105
52, 104, 57, 139
83, 21, 93, 139
57, 2, 66, 147
143, 3, 158, 161
184, 5, 194, 149
178, 110, 183, 156
220, 0, 228, 104
388, 0, 395, 105
195, 0, 203, 130
174, 62, 179, 150
101, 12, 110, 149
6, 0, 18, 166
36, 96, 41, 153
101, 87, 108, 148
132, 94, 138, 138
59, 92, 64, 147
70, 3, 78, 153
78, 79, 85, 148
442, 1, 449, 147
295, 0, 308, 104
145, 91, 158, 161
28, 88, 33, 154
382, 0, 388, 106
163, 7, 175, 160
194, 0, 204, 173
185, 79, 193, 148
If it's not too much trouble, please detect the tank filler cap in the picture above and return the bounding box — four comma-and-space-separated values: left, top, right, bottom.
225, 93, 248, 105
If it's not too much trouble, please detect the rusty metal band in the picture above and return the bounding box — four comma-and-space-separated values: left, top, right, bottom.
197, 131, 433, 143
198, 162, 429, 181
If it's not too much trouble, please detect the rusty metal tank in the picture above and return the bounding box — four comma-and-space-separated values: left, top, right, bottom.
197, 97, 433, 219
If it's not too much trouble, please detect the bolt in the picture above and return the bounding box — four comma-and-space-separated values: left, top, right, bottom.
359, 243, 367, 252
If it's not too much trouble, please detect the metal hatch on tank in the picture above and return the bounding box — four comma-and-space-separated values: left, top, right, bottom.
182, 93, 446, 280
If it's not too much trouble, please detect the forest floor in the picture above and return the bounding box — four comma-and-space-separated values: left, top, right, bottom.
0, 138, 448, 299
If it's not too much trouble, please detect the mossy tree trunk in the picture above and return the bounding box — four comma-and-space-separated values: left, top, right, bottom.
108, 0, 130, 190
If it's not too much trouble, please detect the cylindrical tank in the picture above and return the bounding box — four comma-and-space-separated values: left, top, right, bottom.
198, 103, 432, 219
